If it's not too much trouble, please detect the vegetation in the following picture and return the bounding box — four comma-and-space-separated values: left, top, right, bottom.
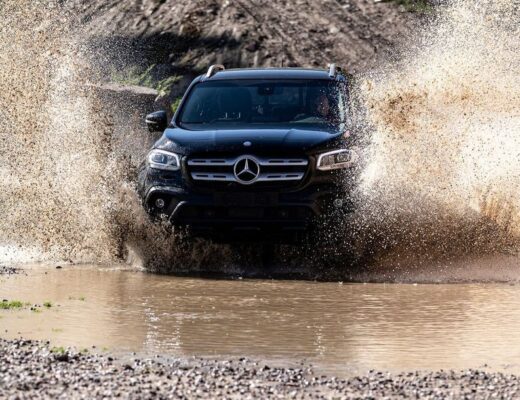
0, 300, 24, 310
69, 296, 86, 301
110, 64, 180, 95
0, 299, 57, 311
110, 63, 183, 113
51, 346, 66, 355
384, 0, 432, 12
171, 97, 183, 114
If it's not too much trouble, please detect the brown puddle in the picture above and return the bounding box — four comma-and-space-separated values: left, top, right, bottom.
3, 265, 520, 375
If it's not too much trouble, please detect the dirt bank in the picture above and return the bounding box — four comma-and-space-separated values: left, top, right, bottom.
74, 0, 421, 74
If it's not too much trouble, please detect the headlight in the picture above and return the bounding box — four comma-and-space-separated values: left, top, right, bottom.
147, 149, 180, 171
317, 149, 357, 171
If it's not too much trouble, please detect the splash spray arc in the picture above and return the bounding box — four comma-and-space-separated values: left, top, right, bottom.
353, 0, 520, 267
0, 0, 519, 275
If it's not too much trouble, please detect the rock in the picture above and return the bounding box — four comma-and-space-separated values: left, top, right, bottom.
1, 338, 520, 399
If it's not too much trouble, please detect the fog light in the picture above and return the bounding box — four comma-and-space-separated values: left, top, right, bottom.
155, 198, 165, 209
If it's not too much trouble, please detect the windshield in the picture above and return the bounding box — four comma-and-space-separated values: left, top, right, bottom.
177, 79, 348, 131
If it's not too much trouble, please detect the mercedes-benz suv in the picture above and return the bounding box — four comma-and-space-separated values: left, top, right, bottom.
137, 64, 359, 242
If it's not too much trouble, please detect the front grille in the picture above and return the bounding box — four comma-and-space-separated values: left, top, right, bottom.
187, 155, 309, 187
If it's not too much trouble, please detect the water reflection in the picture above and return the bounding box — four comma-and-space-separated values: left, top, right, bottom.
2, 266, 520, 374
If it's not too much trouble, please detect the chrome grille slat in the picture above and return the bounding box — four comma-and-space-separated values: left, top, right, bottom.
188, 159, 235, 166
257, 173, 304, 182
191, 173, 235, 181
188, 157, 308, 167
261, 158, 308, 166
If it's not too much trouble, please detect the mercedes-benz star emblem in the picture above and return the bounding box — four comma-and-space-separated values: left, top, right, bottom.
233, 156, 260, 184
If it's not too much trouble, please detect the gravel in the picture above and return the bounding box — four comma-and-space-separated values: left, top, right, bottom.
1, 339, 520, 399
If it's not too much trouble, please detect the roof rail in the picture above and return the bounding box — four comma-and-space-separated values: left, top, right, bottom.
206, 64, 226, 79
327, 63, 343, 78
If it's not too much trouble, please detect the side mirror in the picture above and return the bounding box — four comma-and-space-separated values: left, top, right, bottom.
145, 111, 168, 132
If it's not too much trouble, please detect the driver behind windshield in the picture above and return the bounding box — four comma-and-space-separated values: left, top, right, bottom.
313, 93, 331, 119
179, 80, 343, 129
293, 92, 334, 123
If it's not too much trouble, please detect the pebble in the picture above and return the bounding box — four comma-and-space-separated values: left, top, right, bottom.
1, 339, 519, 399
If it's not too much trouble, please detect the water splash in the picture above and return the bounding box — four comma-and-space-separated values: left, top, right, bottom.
354, 0, 520, 269
0, 0, 518, 278
0, 0, 232, 270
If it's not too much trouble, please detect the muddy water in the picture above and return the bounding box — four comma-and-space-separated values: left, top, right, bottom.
3, 265, 520, 375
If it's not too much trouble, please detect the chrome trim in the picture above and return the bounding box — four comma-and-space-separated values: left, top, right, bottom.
188, 155, 308, 184
233, 156, 261, 185
191, 173, 235, 181
257, 173, 304, 181
188, 156, 308, 167
191, 172, 304, 182
188, 159, 235, 166
328, 63, 337, 78
205, 64, 225, 78
260, 158, 308, 166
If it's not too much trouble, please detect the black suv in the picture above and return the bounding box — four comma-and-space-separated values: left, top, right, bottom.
138, 65, 358, 242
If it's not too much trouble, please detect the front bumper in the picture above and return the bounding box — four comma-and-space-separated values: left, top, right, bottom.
143, 183, 343, 237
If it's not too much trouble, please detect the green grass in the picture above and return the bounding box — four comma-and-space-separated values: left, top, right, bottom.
110, 64, 182, 113
1, 300, 57, 311
384, 0, 432, 12
157, 76, 181, 97
171, 97, 182, 114
110, 64, 182, 112
68, 296, 86, 301
51, 346, 66, 355
110, 64, 180, 94
0, 300, 24, 310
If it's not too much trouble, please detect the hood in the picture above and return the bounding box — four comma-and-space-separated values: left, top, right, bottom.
162, 127, 342, 154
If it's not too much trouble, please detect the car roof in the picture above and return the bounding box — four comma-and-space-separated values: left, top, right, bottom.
197, 68, 346, 82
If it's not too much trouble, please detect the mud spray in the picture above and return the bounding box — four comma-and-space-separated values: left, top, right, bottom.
0, 0, 518, 279
0, 0, 232, 272
350, 0, 520, 278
